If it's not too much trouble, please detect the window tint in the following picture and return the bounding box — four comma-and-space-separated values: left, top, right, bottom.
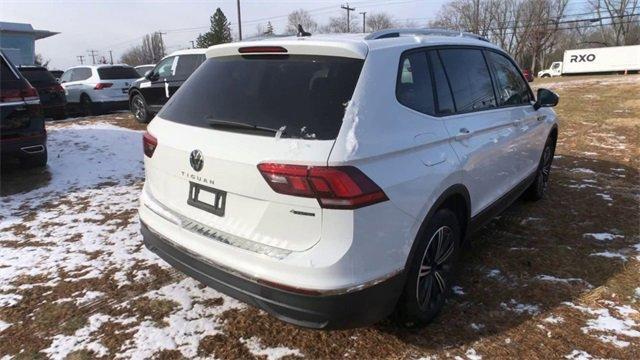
98, 66, 139, 80
396, 52, 435, 115
159, 55, 364, 140
135, 65, 155, 77
1, 57, 19, 82
60, 70, 72, 83
154, 56, 176, 78
428, 51, 455, 115
438, 49, 496, 113
71, 68, 92, 81
175, 54, 205, 78
486, 51, 531, 106
19, 68, 57, 86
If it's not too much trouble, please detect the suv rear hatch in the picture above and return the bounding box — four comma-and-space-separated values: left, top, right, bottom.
97, 66, 139, 97
145, 43, 367, 252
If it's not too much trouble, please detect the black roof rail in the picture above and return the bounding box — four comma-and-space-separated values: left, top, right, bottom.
365, 28, 489, 42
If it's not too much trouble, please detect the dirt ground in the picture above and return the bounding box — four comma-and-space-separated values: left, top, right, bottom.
0, 75, 638, 359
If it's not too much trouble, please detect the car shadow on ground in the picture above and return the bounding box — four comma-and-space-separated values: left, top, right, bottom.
214, 154, 638, 358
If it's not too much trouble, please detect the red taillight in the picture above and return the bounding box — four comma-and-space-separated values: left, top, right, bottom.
143, 132, 157, 158
238, 46, 288, 54
257, 163, 388, 209
1, 86, 39, 103
94, 83, 113, 90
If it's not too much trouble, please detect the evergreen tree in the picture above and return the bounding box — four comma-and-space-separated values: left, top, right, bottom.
264, 21, 274, 35
196, 8, 232, 48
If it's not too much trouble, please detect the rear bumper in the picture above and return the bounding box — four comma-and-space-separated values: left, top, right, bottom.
0, 133, 47, 159
141, 221, 405, 329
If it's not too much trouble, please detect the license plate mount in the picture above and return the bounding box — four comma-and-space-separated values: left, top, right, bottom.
187, 182, 226, 217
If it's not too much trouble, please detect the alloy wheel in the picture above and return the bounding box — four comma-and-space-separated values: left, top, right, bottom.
537, 145, 553, 193
416, 226, 455, 310
133, 96, 146, 121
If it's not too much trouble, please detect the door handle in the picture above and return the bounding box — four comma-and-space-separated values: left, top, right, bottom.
454, 128, 472, 141
537, 115, 547, 121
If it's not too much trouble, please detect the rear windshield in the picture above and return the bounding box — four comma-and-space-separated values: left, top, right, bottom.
19, 68, 57, 86
159, 55, 364, 140
98, 66, 139, 80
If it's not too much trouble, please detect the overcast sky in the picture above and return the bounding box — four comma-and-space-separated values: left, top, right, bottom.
2, 0, 589, 70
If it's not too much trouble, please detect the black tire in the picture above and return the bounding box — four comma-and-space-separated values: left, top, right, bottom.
394, 209, 461, 327
541, 74, 551, 78
131, 93, 153, 123
524, 136, 555, 201
20, 149, 48, 169
80, 94, 95, 116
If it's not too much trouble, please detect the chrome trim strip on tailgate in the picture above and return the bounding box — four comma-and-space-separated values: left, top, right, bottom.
143, 189, 292, 260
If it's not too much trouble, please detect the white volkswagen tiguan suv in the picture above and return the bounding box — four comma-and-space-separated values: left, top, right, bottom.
60, 64, 140, 115
139, 29, 559, 329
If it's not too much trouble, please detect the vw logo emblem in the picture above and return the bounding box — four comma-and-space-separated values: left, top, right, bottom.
190, 150, 204, 172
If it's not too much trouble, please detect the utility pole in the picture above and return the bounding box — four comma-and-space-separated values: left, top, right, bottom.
77, 55, 85, 64
360, 11, 367, 33
108, 50, 113, 65
87, 50, 98, 64
236, 0, 243, 40
341, 3, 356, 33
190, 41, 195, 49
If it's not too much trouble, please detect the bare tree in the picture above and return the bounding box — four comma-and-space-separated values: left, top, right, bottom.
589, 0, 640, 45
286, 9, 318, 33
321, 13, 359, 33
34, 53, 50, 68
366, 12, 397, 31
120, 32, 166, 66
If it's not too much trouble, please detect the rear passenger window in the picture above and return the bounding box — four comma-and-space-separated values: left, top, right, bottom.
71, 68, 92, 81
176, 54, 205, 78
396, 52, 435, 115
428, 51, 455, 115
486, 51, 531, 106
438, 49, 496, 113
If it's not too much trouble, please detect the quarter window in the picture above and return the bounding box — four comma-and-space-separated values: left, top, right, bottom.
71, 68, 92, 81
396, 52, 435, 115
438, 49, 496, 113
175, 54, 205, 78
60, 70, 72, 83
486, 51, 531, 106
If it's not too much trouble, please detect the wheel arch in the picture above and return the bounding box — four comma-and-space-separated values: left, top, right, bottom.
403, 184, 471, 271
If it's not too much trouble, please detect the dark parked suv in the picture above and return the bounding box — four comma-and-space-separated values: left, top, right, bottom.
1, 52, 47, 168
128, 49, 206, 123
18, 66, 67, 119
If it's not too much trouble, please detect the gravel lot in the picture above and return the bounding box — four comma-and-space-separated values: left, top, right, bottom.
1, 75, 639, 359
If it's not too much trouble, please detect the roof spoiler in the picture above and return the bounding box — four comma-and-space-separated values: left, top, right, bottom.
365, 28, 489, 42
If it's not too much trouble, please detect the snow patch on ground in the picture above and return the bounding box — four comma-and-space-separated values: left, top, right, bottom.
544, 315, 565, 324
43, 313, 111, 360
452, 285, 465, 296
583, 233, 623, 241
589, 251, 627, 261
500, 299, 540, 315
563, 302, 640, 348
241, 336, 302, 360
0, 293, 22, 307
564, 349, 593, 359
535, 275, 592, 288
454, 348, 482, 360
0, 320, 11, 332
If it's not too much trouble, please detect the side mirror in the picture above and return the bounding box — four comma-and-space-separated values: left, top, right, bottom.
145, 71, 157, 81
144, 70, 152, 78
534, 88, 559, 110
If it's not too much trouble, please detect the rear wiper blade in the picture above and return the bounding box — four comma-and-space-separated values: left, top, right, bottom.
207, 119, 287, 137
